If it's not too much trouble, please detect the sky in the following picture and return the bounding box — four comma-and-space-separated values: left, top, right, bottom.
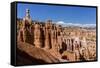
17, 3, 96, 26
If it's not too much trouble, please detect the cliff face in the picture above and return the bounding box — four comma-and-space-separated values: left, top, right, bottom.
17, 18, 96, 63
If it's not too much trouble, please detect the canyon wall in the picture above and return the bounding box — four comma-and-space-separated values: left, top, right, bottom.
17, 9, 96, 62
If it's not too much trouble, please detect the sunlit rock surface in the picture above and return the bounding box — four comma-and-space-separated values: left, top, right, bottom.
16, 9, 96, 65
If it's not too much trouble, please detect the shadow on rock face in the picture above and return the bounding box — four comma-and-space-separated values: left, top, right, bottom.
16, 42, 60, 66
16, 48, 48, 66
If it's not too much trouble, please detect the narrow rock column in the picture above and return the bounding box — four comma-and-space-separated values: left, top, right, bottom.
44, 20, 52, 49
67, 39, 70, 51
17, 27, 25, 42
56, 25, 63, 51
31, 23, 35, 45
65, 37, 68, 51
19, 9, 33, 44
51, 27, 57, 49
44, 28, 50, 49
71, 38, 75, 51
34, 23, 42, 48
74, 37, 80, 50
68, 39, 70, 51
69, 39, 71, 51
67, 39, 68, 51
